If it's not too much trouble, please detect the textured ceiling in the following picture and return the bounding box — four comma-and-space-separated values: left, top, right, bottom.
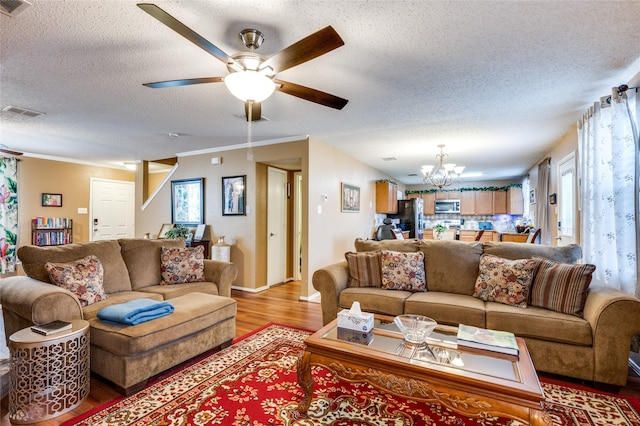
2, 1, 640, 184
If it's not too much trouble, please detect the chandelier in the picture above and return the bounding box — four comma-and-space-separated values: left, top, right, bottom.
421, 144, 465, 189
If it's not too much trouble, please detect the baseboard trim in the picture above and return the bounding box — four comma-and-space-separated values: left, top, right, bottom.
231, 285, 269, 293
299, 292, 321, 303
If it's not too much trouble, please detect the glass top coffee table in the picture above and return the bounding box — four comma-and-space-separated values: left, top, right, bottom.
297, 315, 549, 425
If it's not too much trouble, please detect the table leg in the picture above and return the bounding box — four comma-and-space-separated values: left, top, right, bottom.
296, 351, 313, 414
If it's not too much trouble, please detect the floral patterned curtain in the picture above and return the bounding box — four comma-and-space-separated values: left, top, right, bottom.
0, 156, 18, 274
578, 87, 639, 296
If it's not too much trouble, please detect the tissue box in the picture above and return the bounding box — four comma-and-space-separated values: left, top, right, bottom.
337, 327, 374, 346
337, 309, 374, 332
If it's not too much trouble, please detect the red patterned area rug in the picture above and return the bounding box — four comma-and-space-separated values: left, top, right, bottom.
63, 324, 640, 426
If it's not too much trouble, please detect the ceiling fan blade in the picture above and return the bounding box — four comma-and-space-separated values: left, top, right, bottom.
0, 148, 23, 156
137, 3, 234, 65
244, 101, 262, 121
261, 26, 344, 74
274, 79, 348, 110
143, 77, 224, 88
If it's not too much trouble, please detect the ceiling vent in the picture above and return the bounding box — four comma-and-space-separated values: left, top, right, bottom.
0, 0, 32, 17
2, 105, 45, 118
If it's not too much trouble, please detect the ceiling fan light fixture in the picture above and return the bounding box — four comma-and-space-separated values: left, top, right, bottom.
224, 71, 276, 102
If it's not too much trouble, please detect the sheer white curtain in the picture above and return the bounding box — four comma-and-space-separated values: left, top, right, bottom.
578, 87, 639, 295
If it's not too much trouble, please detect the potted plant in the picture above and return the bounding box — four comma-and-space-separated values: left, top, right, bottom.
164, 225, 190, 242
433, 223, 446, 240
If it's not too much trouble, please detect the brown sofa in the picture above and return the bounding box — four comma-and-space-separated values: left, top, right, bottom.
312, 238, 640, 386
0, 238, 238, 394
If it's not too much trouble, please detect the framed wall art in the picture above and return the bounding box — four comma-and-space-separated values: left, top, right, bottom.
222, 175, 246, 216
171, 178, 204, 226
42, 193, 62, 207
529, 189, 536, 205
341, 182, 360, 212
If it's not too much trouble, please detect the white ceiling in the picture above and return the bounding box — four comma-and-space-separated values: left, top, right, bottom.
2, 1, 640, 184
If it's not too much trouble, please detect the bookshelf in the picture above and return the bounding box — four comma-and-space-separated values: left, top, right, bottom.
31, 217, 73, 246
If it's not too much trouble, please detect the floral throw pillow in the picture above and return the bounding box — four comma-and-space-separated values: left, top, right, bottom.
45, 255, 108, 307
160, 245, 205, 285
473, 254, 539, 308
380, 250, 426, 292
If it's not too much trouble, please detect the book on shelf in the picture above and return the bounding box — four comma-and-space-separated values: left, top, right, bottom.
31, 320, 72, 336
456, 324, 519, 356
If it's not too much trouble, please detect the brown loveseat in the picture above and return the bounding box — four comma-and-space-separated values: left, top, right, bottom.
312, 238, 640, 386
0, 238, 238, 393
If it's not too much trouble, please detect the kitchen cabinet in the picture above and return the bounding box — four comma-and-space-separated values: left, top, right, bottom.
435, 190, 460, 200
493, 190, 507, 214
459, 230, 495, 242
460, 191, 475, 215
500, 233, 528, 243
375, 181, 398, 214
474, 191, 493, 215
507, 187, 524, 215
422, 192, 435, 214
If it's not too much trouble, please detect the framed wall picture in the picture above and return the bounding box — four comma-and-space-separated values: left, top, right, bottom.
341, 183, 360, 212
171, 178, 204, 226
549, 193, 557, 205
158, 223, 174, 239
42, 193, 62, 207
529, 189, 536, 205
222, 175, 246, 216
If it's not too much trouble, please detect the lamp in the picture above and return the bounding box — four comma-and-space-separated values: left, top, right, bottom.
224, 71, 276, 103
421, 144, 465, 189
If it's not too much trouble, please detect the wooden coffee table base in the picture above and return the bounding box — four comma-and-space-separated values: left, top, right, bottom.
297, 331, 551, 426
297, 351, 550, 425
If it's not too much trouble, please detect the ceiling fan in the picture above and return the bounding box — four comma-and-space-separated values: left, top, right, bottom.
137, 3, 348, 121
0, 145, 22, 156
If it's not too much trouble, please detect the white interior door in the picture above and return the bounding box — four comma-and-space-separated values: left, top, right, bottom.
267, 167, 287, 286
557, 152, 577, 246
91, 178, 135, 241
293, 172, 302, 281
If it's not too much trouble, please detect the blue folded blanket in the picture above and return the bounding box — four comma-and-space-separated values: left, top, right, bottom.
97, 299, 175, 325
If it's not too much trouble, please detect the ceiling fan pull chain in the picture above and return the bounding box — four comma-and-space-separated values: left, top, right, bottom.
247, 100, 254, 162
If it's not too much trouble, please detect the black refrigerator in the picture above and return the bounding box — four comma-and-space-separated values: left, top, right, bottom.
391, 198, 424, 239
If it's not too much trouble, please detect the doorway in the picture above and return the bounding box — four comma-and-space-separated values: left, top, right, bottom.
267, 167, 287, 286
557, 152, 577, 246
90, 178, 135, 241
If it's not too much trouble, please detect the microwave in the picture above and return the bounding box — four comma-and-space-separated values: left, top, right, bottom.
435, 199, 460, 214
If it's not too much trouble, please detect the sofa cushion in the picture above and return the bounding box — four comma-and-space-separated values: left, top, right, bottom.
354, 238, 419, 253
473, 254, 539, 308
160, 245, 205, 285
530, 257, 596, 317
89, 292, 236, 357
339, 287, 410, 316
485, 302, 592, 346
118, 238, 185, 290
482, 241, 582, 264
139, 281, 220, 299
45, 255, 108, 307
380, 250, 426, 292
345, 251, 383, 288
18, 240, 132, 294
404, 292, 486, 327
419, 240, 483, 295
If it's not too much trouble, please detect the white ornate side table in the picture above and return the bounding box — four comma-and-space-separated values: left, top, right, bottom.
8, 319, 90, 424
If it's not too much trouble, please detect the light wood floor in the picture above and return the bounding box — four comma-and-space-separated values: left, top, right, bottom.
1, 281, 639, 425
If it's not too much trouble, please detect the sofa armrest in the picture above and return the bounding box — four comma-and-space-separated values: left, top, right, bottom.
582, 287, 640, 385
203, 259, 237, 298
0, 276, 83, 339
312, 261, 349, 326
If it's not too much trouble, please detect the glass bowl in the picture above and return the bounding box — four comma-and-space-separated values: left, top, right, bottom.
393, 314, 437, 344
